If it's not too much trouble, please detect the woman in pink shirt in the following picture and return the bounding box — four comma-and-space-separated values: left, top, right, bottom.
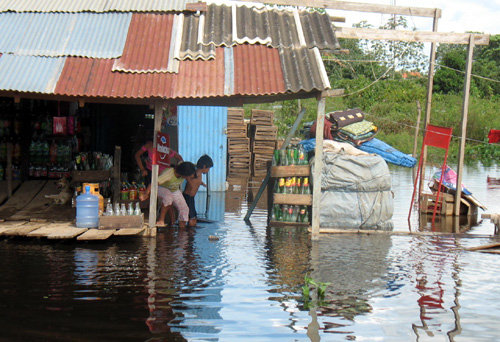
134, 140, 183, 185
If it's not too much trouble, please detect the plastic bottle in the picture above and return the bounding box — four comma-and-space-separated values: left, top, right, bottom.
76, 185, 99, 228
121, 182, 129, 201
129, 182, 138, 201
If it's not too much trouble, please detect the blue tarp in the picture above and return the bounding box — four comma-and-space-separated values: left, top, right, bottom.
357, 138, 417, 168
300, 138, 417, 168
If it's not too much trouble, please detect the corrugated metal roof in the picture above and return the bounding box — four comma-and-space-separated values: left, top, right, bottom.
232, 44, 285, 96
112, 13, 174, 73
52, 43, 326, 99
179, 13, 216, 61
0, 54, 65, 93
0, 0, 197, 13
172, 47, 225, 98
54, 50, 226, 99
0, 12, 131, 58
279, 47, 330, 93
179, 4, 340, 60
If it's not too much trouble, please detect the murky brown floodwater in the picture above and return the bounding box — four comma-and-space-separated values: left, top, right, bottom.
0, 164, 499, 341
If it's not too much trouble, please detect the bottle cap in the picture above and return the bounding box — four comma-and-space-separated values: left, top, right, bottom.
85, 185, 90, 192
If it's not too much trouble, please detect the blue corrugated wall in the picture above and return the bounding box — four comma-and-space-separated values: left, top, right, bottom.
178, 106, 227, 192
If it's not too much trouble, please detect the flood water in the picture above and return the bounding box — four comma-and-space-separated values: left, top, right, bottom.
0, 164, 499, 341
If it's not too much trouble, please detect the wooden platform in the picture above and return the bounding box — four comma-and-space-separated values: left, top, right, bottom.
0, 221, 153, 241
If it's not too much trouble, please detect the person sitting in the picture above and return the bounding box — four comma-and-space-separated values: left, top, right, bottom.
183, 155, 214, 227
140, 162, 195, 228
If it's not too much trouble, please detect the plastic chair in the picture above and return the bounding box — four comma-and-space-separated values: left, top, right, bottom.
409, 125, 453, 224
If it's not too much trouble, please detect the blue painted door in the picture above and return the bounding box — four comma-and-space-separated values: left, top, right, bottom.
177, 106, 227, 192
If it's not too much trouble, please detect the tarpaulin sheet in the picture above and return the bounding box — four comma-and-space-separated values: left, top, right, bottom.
312, 152, 394, 230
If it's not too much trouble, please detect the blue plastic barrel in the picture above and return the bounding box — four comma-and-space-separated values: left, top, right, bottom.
76, 185, 99, 228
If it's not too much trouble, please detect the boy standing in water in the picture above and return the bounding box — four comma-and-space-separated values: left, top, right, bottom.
183, 155, 213, 227
140, 161, 196, 228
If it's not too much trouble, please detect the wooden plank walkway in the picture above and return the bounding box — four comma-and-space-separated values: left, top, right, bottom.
0, 180, 21, 205
0, 180, 46, 219
8, 181, 76, 221
0, 221, 153, 241
77, 229, 117, 241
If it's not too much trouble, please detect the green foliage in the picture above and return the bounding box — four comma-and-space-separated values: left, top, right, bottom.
302, 275, 330, 309
435, 34, 500, 98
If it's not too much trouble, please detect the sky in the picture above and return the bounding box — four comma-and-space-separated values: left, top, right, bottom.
335, 0, 500, 35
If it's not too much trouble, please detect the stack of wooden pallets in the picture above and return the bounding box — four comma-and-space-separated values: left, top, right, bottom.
227, 108, 251, 175
250, 109, 277, 176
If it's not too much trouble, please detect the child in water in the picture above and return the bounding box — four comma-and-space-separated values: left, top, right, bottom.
183, 155, 213, 227
139, 161, 195, 228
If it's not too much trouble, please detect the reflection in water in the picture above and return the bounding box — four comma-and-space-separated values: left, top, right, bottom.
0, 166, 499, 341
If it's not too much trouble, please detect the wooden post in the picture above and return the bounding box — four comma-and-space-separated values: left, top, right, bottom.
148, 103, 163, 228
311, 96, 326, 239
6, 142, 13, 198
419, 10, 439, 198
412, 100, 422, 183
112, 146, 121, 203
454, 35, 475, 217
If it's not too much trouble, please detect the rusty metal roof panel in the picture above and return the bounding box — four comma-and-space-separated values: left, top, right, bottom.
279, 47, 330, 93
0, 0, 197, 12
55, 57, 176, 98
55, 53, 226, 99
54, 43, 297, 99
172, 47, 225, 98
0, 12, 132, 57
0, 54, 65, 93
232, 44, 285, 96
112, 13, 174, 73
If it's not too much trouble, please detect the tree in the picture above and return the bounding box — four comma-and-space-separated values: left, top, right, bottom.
434, 34, 500, 98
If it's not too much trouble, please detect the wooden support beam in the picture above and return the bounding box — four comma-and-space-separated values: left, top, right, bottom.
112, 146, 121, 203
420, 13, 439, 200
321, 88, 345, 97
454, 35, 475, 218
330, 16, 345, 23
148, 103, 163, 228
335, 27, 490, 45
311, 96, 326, 239
238, 0, 441, 18
6, 142, 12, 198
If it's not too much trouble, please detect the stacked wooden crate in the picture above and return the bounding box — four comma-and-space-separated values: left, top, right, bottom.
250, 109, 277, 175
227, 108, 251, 175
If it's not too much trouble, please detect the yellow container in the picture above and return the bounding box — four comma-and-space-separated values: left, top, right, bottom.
83, 183, 104, 215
